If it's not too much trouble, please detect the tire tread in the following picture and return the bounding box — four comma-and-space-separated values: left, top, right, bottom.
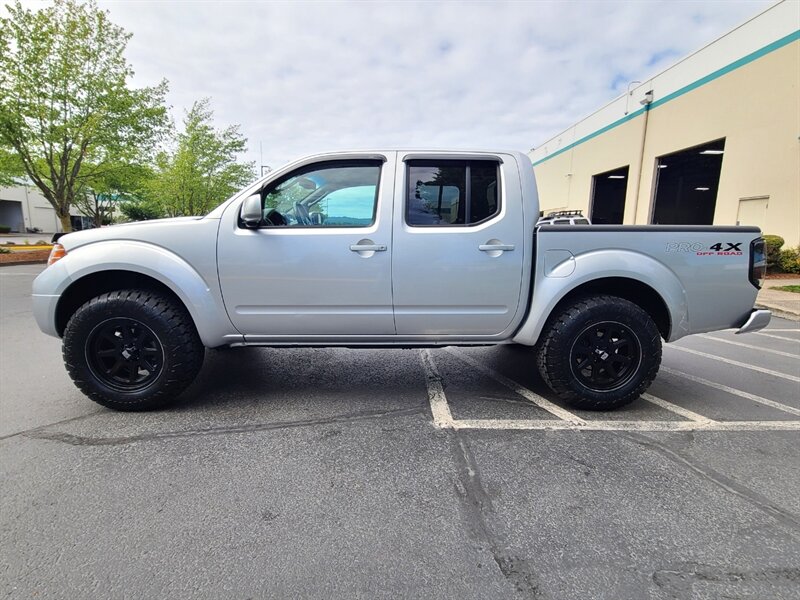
536, 294, 662, 410
63, 289, 204, 411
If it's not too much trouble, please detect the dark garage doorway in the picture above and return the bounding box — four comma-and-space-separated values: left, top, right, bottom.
651, 138, 725, 225
591, 166, 628, 224
0, 200, 24, 232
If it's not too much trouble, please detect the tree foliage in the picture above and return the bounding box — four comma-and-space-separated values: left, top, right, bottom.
73, 162, 155, 226
150, 98, 255, 217
0, 0, 169, 231
120, 198, 164, 222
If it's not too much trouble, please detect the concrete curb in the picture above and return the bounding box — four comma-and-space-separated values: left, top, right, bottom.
0, 259, 47, 267
755, 302, 800, 322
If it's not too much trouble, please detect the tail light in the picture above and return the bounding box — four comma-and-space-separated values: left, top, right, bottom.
749, 238, 766, 289
47, 243, 67, 267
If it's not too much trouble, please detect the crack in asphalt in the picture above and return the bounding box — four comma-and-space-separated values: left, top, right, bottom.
0, 409, 105, 443
652, 563, 800, 597
621, 432, 800, 534
449, 430, 544, 598
22, 406, 426, 447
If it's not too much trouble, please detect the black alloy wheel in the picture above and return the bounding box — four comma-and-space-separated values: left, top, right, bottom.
568, 321, 642, 392
86, 318, 164, 392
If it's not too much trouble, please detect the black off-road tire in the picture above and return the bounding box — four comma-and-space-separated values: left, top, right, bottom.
63, 289, 205, 411
536, 295, 662, 410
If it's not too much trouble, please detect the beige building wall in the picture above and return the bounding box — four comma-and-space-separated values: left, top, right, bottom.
533, 116, 646, 220
637, 41, 799, 242
0, 185, 86, 233
531, 2, 800, 246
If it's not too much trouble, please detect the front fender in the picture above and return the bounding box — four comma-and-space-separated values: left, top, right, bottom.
512, 249, 690, 346
32, 240, 240, 347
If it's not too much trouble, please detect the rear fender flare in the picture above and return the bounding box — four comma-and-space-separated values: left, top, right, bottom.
512, 249, 689, 346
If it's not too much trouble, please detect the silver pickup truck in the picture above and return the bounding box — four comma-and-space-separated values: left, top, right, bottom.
33, 150, 770, 412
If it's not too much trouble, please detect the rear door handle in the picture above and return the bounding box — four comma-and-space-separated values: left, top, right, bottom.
479, 244, 515, 252
350, 244, 387, 252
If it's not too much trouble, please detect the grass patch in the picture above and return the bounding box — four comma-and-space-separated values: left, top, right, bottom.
773, 285, 800, 294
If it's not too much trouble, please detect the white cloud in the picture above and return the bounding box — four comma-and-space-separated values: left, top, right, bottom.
90, 1, 773, 169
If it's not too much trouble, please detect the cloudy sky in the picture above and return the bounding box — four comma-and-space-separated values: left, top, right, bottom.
87, 0, 772, 170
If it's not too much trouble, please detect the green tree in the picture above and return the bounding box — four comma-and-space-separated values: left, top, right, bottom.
119, 198, 163, 222
0, 148, 22, 187
73, 162, 155, 226
151, 98, 255, 217
0, 0, 169, 232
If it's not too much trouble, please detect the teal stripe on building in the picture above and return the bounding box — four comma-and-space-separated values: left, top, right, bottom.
532, 29, 800, 167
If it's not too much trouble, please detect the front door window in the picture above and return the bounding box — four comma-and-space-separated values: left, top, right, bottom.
258, 161, 381, 228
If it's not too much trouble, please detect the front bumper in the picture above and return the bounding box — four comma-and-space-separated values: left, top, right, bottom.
735, 309, 771, 335
32, 293, 61, 338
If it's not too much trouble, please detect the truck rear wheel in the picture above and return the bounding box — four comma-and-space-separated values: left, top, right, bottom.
63, 289, 204, 411
536, 295, 661, 410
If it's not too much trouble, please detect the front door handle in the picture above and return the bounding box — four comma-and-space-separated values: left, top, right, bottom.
479, 244, 515, 252
350, 244, 387, 252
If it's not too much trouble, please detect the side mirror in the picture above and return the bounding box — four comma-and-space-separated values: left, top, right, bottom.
241, 193, 262, 228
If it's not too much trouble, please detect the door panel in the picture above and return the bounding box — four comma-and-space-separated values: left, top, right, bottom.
391, 154, 525, 336
218, 155, 396, 338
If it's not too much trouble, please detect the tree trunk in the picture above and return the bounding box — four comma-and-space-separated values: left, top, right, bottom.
94, 193, 102, 228
58, 213, 73, 233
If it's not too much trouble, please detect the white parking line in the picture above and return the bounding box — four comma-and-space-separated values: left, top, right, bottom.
420, 348, 800, 432
445, 347, 585, 425
755, 332, 800, 343
419, 350, 454, 428
451, 419, 800, 431
698, 334, 799, 358
660, 366, 800, 417
667, 345, 800, 383
641, 393, 716, 424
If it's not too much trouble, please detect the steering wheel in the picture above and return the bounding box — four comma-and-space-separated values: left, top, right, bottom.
264, 209, 287, 226
293, 202, 311, 225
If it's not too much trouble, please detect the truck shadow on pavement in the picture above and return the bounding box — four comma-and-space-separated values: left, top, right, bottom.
173, 346, 434, 414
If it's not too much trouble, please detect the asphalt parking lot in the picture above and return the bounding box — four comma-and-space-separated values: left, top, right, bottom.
2, 264, 799, 599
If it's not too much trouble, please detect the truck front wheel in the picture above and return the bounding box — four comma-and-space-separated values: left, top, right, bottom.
62, 290, 204, 411
536, 295, 661, 410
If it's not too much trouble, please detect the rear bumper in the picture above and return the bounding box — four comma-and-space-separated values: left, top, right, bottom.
735, 309, 771, 335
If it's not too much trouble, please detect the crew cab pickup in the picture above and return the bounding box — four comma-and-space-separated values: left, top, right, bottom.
33, 150, 770, 411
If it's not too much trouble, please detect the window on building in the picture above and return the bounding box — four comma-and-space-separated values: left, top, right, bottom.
406, 160, 500, 226
651, 139, 725, 225
590, 166, 629, 224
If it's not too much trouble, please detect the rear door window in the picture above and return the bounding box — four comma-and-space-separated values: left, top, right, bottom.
406, 160, 500, 226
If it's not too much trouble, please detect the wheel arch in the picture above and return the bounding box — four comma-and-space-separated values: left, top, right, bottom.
56, 271, 188, 336
513, 249, 689, 347
549, 277, 671, 340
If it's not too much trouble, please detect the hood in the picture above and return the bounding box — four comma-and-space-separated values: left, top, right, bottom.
57, 216, 205, 250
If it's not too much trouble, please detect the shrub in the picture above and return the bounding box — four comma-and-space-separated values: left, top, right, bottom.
779, 246, 800, 274
0, 247, 9, 254
120, 201, 163, 222
763, 235, 784, 269
0, 225, 10, 234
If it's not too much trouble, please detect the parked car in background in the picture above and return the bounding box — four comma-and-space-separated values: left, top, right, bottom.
537, 210, 592, 226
